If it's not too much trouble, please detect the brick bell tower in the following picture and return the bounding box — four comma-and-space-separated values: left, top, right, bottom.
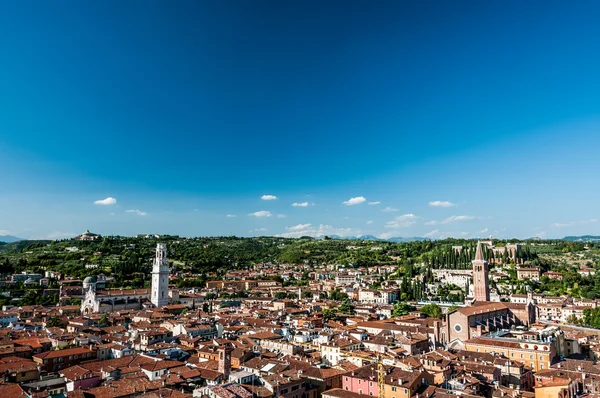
218, 345, 233, 381
472, 241, 490, 302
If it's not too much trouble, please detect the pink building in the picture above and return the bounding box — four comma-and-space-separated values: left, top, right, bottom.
342, 366, 380, 396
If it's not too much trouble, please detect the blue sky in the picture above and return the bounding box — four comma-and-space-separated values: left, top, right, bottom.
1, 1, 600, 240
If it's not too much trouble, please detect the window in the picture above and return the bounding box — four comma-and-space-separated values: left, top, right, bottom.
369, 382, 373, 387
454, 324, 462, 332
392, 387, 396, 392
540, 364, 544, 369
530, 355, 533, 359
345, 377, 348, 382
520, 354, 524, 358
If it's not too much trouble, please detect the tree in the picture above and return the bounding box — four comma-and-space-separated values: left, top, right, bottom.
47, 316, 62, 328
419, 303, 442, 319
392, 301, 415, 317
339, 299, 354, 315
566, 314, 582, 326
99, 313, 109, 326
322, 308, 338, 321
274, 292, 288, 300
329, 289, 348, 301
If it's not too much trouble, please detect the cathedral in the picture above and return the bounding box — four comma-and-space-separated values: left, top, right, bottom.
80, 243, 172, 314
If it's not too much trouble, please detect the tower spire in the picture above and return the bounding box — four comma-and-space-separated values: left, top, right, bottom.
475, 241, 485, 261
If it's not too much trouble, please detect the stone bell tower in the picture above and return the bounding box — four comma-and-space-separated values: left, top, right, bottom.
151, 243, 170, 308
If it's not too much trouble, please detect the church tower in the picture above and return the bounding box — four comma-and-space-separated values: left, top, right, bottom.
151, 243, 170, 308
472, 241, 490, 302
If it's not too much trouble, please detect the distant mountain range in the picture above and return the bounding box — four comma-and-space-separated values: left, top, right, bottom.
0, 235, 24, 243
563, 235, 600, 242
320, 235, 429, 242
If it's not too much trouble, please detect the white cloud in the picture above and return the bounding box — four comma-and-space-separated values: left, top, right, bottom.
424, 229, 440, 238
287, 223, 312, 231
368, 201, 381, 205
251, 228, 268, 232
385, 214, 418, 228
382, 207, 398, 212
0, 230, 11, 235
429, 200, 456, 207
480, 228, 489, 234
424, 220, 438, 226
277, 224, 361, 238
226, 214, 236, 218
366, 220, 373, 225
441, 215, 475, 224
94, 197, 117, 206
342, 196, 367, 206
126, 209, 147, 216
276, 214, 287, 218
249, 210, 272, 217
292, 202, 309, 207
261, 194, 278, 201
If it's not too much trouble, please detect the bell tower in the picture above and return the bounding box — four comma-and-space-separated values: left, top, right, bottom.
151, 243, 170, 308
472, 241, 490, 302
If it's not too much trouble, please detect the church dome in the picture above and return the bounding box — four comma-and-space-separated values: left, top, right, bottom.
83, 276, 97, 284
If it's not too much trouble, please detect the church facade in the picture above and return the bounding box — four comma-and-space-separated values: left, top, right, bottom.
81, 243, 172, 314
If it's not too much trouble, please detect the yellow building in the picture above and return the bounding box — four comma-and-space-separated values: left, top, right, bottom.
464, 335, 555, 372
535, 374, 577, 398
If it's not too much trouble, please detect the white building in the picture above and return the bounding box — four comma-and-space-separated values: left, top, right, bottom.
431, 269, 472, 290
358, 289, 398, 305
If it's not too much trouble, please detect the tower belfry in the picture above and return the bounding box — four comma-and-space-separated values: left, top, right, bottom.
151, 243, 170, 308
472, 241, 490, 302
